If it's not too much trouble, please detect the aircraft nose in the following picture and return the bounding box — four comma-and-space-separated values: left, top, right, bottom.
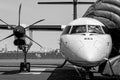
78, 40, 109, 62
81, 46, 104, 62
61, 34, 111, 65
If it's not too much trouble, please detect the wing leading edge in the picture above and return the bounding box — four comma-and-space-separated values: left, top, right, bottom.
38, 2, 95, 4
0, 24, 15, 30
0, 24, 64, 31
29, 25, 64, 31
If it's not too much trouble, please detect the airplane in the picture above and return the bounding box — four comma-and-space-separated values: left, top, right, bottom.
60, 17, 112, 79
0, 0, 95, 74
29, 17, 112, 80
0, 0, 119, 80
36, 0, 120, 79
0, 4, 45, 72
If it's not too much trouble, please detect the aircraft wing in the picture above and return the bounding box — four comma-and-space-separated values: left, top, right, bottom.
38, 1, 94, 4
0, 24, 64, 31
29, 25, 64, 31
0, 24, 15, 30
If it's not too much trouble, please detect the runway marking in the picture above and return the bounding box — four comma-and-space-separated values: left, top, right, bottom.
19, 72, 42, 75
19, 68, 46, 75
19, 68, 47, 75
31, 68, 46, 71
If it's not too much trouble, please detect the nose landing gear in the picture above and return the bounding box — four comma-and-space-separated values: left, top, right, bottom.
20, 62, 30, 72
19, 46, 31, 72
75, 66, 94, 80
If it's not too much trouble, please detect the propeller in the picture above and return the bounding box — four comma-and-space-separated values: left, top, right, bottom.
0, 3, 44, 49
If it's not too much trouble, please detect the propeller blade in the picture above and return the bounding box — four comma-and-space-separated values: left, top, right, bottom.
18, 3, 22, 26
0, 34, 14, 42
25, 19, 45, 29
25, 35, 43, 48
0, 19, 14, 29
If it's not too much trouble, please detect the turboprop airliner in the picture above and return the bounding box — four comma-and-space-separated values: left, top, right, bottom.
0, 0, 116, 79
29, 17, 112, 79
31, 0, 120, 79
0, 4, 44, 72
60, 17, 112, 79
60, 17, 112, 67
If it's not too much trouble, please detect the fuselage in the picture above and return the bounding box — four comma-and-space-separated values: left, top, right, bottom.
60, 18, 112, 67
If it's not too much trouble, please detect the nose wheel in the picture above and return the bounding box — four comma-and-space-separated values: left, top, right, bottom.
20, 62, 30, 72
19, 46, 31, 72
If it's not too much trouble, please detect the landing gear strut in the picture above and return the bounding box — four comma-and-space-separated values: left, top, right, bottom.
82, 67, 93, 80
75, 66, 93, 80
19, 46, 30, 72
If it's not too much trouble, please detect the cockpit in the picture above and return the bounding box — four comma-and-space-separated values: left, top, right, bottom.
88, 25, 105, 34
71, 25, 86, 34
71, 25, 104, 34
62, 25, 106, 35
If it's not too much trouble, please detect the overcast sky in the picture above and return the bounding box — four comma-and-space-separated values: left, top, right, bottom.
0, 0, 96, 52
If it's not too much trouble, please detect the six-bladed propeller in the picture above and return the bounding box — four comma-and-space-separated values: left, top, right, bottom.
0, 3, 44, 49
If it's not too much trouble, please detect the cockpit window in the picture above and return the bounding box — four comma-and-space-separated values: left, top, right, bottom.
70, 25, 86, 34
102, 26, 109, 34
88, 25, 104, 34
62, 26, 71, 34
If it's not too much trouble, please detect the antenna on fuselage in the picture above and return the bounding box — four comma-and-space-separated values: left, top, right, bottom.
38, 0, 94, 20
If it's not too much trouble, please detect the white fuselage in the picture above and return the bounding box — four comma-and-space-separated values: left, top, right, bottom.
60, 33, 112, 67
60, 18, 112, 67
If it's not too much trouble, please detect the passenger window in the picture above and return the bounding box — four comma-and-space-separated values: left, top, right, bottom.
62, 26, 71, 34
88, 25, 104, 34
71, 25, 86, 34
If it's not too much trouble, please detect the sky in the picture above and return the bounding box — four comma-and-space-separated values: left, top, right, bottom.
0, 0, 96, 52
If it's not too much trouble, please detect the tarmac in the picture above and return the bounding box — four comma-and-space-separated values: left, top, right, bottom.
0, 59, 119, 80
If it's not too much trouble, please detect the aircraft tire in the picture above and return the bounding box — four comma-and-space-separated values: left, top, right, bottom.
20, 62, 24, 72
26, 62, 30, 72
